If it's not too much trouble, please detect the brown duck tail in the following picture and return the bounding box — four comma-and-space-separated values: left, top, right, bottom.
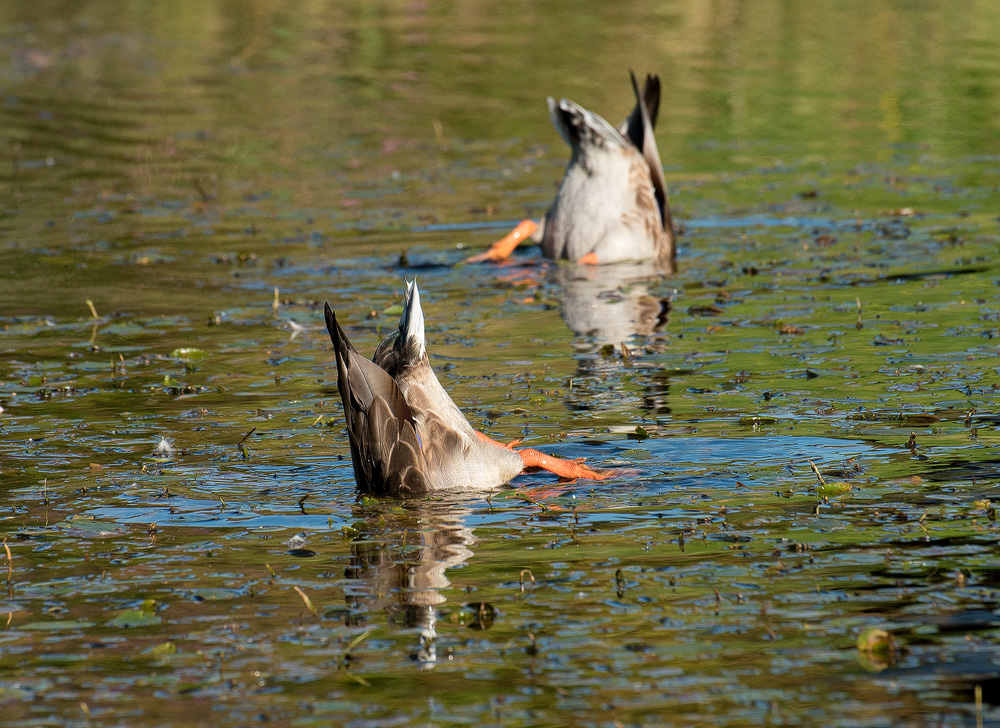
324, 301, 430, 497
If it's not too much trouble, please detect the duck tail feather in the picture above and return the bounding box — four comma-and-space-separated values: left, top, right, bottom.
624, 71, 672, 242
325, 300, 427, 494
398, 279, 426, 360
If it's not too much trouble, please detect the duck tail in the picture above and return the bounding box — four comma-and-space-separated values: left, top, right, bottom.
547, 96, 624, 153
324, 302, 356, 411
324, 299, 429, 496
626, 71, 674, 256
399, 279, 426, 360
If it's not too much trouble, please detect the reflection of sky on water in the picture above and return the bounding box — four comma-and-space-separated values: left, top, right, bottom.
88, 435, 884, 530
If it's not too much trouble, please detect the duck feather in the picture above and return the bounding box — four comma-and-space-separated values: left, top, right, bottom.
325, 302, 429, 496
326, 283, 524, 495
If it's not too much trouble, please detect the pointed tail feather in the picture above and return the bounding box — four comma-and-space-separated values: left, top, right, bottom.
324, 300, 429, 495
399, 279, 426, 359
325, 301, 356, 415
643, 73, 660, 131
325, 302, 360, 355
621, 72, 661, 143
625, 71, 673, 252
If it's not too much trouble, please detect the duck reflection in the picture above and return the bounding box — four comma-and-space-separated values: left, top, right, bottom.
549, 260, 676, 417
552, 260, 671, 348
344, 499, 482, 669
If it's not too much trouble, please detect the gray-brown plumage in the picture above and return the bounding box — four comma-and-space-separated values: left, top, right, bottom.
541, 72, 675, 270
325, 281, 523, 497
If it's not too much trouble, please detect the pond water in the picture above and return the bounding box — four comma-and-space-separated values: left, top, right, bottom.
2, 1, 1000, 726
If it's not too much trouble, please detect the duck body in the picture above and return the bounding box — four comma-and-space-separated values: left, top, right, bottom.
325, 282, 524, 497
541, 104, 664, 265
544, 73, 674, 269
465, 72, 674, 270
378, 341, 524, 492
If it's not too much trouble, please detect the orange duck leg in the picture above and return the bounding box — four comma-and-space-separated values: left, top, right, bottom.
475, 431, 612, 481
464, 219, 539, 263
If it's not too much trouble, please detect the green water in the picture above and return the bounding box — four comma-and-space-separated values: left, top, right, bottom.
1, 1, 999, 726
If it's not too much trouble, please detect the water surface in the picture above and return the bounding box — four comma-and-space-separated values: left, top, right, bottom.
1, 2, 1000, 726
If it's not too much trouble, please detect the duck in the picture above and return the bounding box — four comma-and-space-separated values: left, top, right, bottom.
325, 280, 610, 497
466, 72, 675, 271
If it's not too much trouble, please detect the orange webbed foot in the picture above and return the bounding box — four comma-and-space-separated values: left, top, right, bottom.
476, 432, 613, 481
517, 448, 613, 481
464, 219, 538, 263
578, 251, 600, 265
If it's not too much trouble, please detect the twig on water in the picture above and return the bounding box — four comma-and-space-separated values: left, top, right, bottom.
807, 461, 827, 486
237, 427, 256, 459
342, 629, 372, 659
514, 492, 549, 511
293, 585, 320, 619
2, 538, 11, 585
237, 428, 257, 448
519, 569, 535, 593
432, 119, 447, 151
339, 630, 374, 685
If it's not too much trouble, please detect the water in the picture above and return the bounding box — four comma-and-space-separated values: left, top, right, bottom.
1, 1, 1000, 725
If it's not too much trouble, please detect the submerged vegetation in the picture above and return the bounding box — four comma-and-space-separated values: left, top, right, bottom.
0, 1, 999, 725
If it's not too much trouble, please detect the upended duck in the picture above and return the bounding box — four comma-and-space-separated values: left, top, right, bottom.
466, 72, 675, 270
325, 281, 610, 496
